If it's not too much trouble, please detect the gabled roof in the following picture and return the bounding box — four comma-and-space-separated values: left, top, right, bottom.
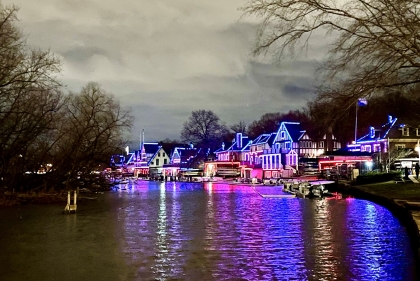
267, 133, 277, 146
161, 142, 189, 157
171, 146, 201, 167
357, 115, 397, 142
386, 118, 420, 139
251, 133, 272, 145
283, 122, 305, 142
143, 142, 160, 154
227, 135, 251, 151
147, 146, 169, 165
214, 141, 233, 153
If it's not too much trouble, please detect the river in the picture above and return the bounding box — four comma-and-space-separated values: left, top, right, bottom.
0, 180, 417, 281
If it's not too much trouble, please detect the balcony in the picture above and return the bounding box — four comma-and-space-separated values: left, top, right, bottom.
263, 148, 290, 154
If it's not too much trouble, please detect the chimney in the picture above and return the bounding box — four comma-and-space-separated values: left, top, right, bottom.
236, 133, 242, 149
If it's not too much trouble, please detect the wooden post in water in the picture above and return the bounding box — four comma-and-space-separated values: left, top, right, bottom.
63, 191, 77, 214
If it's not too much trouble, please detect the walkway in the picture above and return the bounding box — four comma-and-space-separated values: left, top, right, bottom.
408, 175, 420, 183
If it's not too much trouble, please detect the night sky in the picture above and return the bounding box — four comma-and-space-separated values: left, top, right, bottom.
4, 0, 332, 143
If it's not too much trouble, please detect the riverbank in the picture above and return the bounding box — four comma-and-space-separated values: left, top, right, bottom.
0, 188, 104, 207
332, 180, 420, 271
0, 192, 66, 206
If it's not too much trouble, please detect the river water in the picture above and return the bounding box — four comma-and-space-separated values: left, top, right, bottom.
0, 181, 417, 281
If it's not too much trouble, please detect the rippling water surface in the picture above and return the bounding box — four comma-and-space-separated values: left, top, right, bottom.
0, 181, 417, 281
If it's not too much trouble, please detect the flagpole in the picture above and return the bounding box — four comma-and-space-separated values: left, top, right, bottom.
354, 102, 358, 143
387, 137, 390, 172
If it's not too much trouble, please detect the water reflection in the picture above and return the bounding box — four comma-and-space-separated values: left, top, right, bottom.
0, 181, 415, 281
115, 181, 416, 280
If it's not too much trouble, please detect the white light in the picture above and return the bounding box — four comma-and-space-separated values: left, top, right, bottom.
317, 149, 324, 156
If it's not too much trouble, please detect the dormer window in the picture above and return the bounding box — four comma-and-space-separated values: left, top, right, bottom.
402, 127, 409, 136
281, 131, 285, 139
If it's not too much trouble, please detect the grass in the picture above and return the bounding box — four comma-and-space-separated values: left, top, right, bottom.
355, 181, 420, 201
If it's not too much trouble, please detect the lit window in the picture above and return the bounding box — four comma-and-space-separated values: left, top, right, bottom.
396, 144, 405, 150
402, 127, 409, 136
417, 129, 420, 136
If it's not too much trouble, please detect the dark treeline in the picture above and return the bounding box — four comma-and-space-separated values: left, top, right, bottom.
178, 90, 418, 151
0, 5, 133, 194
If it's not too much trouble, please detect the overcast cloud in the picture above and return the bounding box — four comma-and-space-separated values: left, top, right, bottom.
4, 0, 331, 145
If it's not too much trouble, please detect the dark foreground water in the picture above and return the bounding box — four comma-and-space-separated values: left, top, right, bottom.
0, 181, 417, 281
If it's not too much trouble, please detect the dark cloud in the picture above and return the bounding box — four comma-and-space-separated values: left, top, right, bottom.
63, 46, 108, 63
4, 0, 331, 143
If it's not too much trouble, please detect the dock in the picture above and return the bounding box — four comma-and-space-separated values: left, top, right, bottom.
253, 186, 296, 198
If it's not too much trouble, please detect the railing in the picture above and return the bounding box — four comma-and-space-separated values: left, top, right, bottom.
263, 148, 290, 154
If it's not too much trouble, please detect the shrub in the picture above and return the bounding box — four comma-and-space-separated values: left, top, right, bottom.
356, 171, 401, 184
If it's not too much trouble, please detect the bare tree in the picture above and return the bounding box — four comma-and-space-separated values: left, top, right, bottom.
247, 112, 282, 139
247, 110, 308, 139
0, 5, 133, 194
49, 82, 133, 191
181, 110, 228, 149
230, 121, 247, 134
0, 5, 62, 192
242, 0, 420, 108
384, 148, 414, 172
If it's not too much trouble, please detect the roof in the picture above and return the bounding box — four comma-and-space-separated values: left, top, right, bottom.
214, 141, 232, 153
143, 142, 160, 154
251, 133, 273, 145
227, 134, 251, 151
171, 146, 202, 167
357, 115, 397, 142
387, 119, 420, 139
283, 122, 305, 142
147, 146, 169, 165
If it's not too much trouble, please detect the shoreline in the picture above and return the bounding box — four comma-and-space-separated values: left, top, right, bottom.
0, 189, 105, 207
